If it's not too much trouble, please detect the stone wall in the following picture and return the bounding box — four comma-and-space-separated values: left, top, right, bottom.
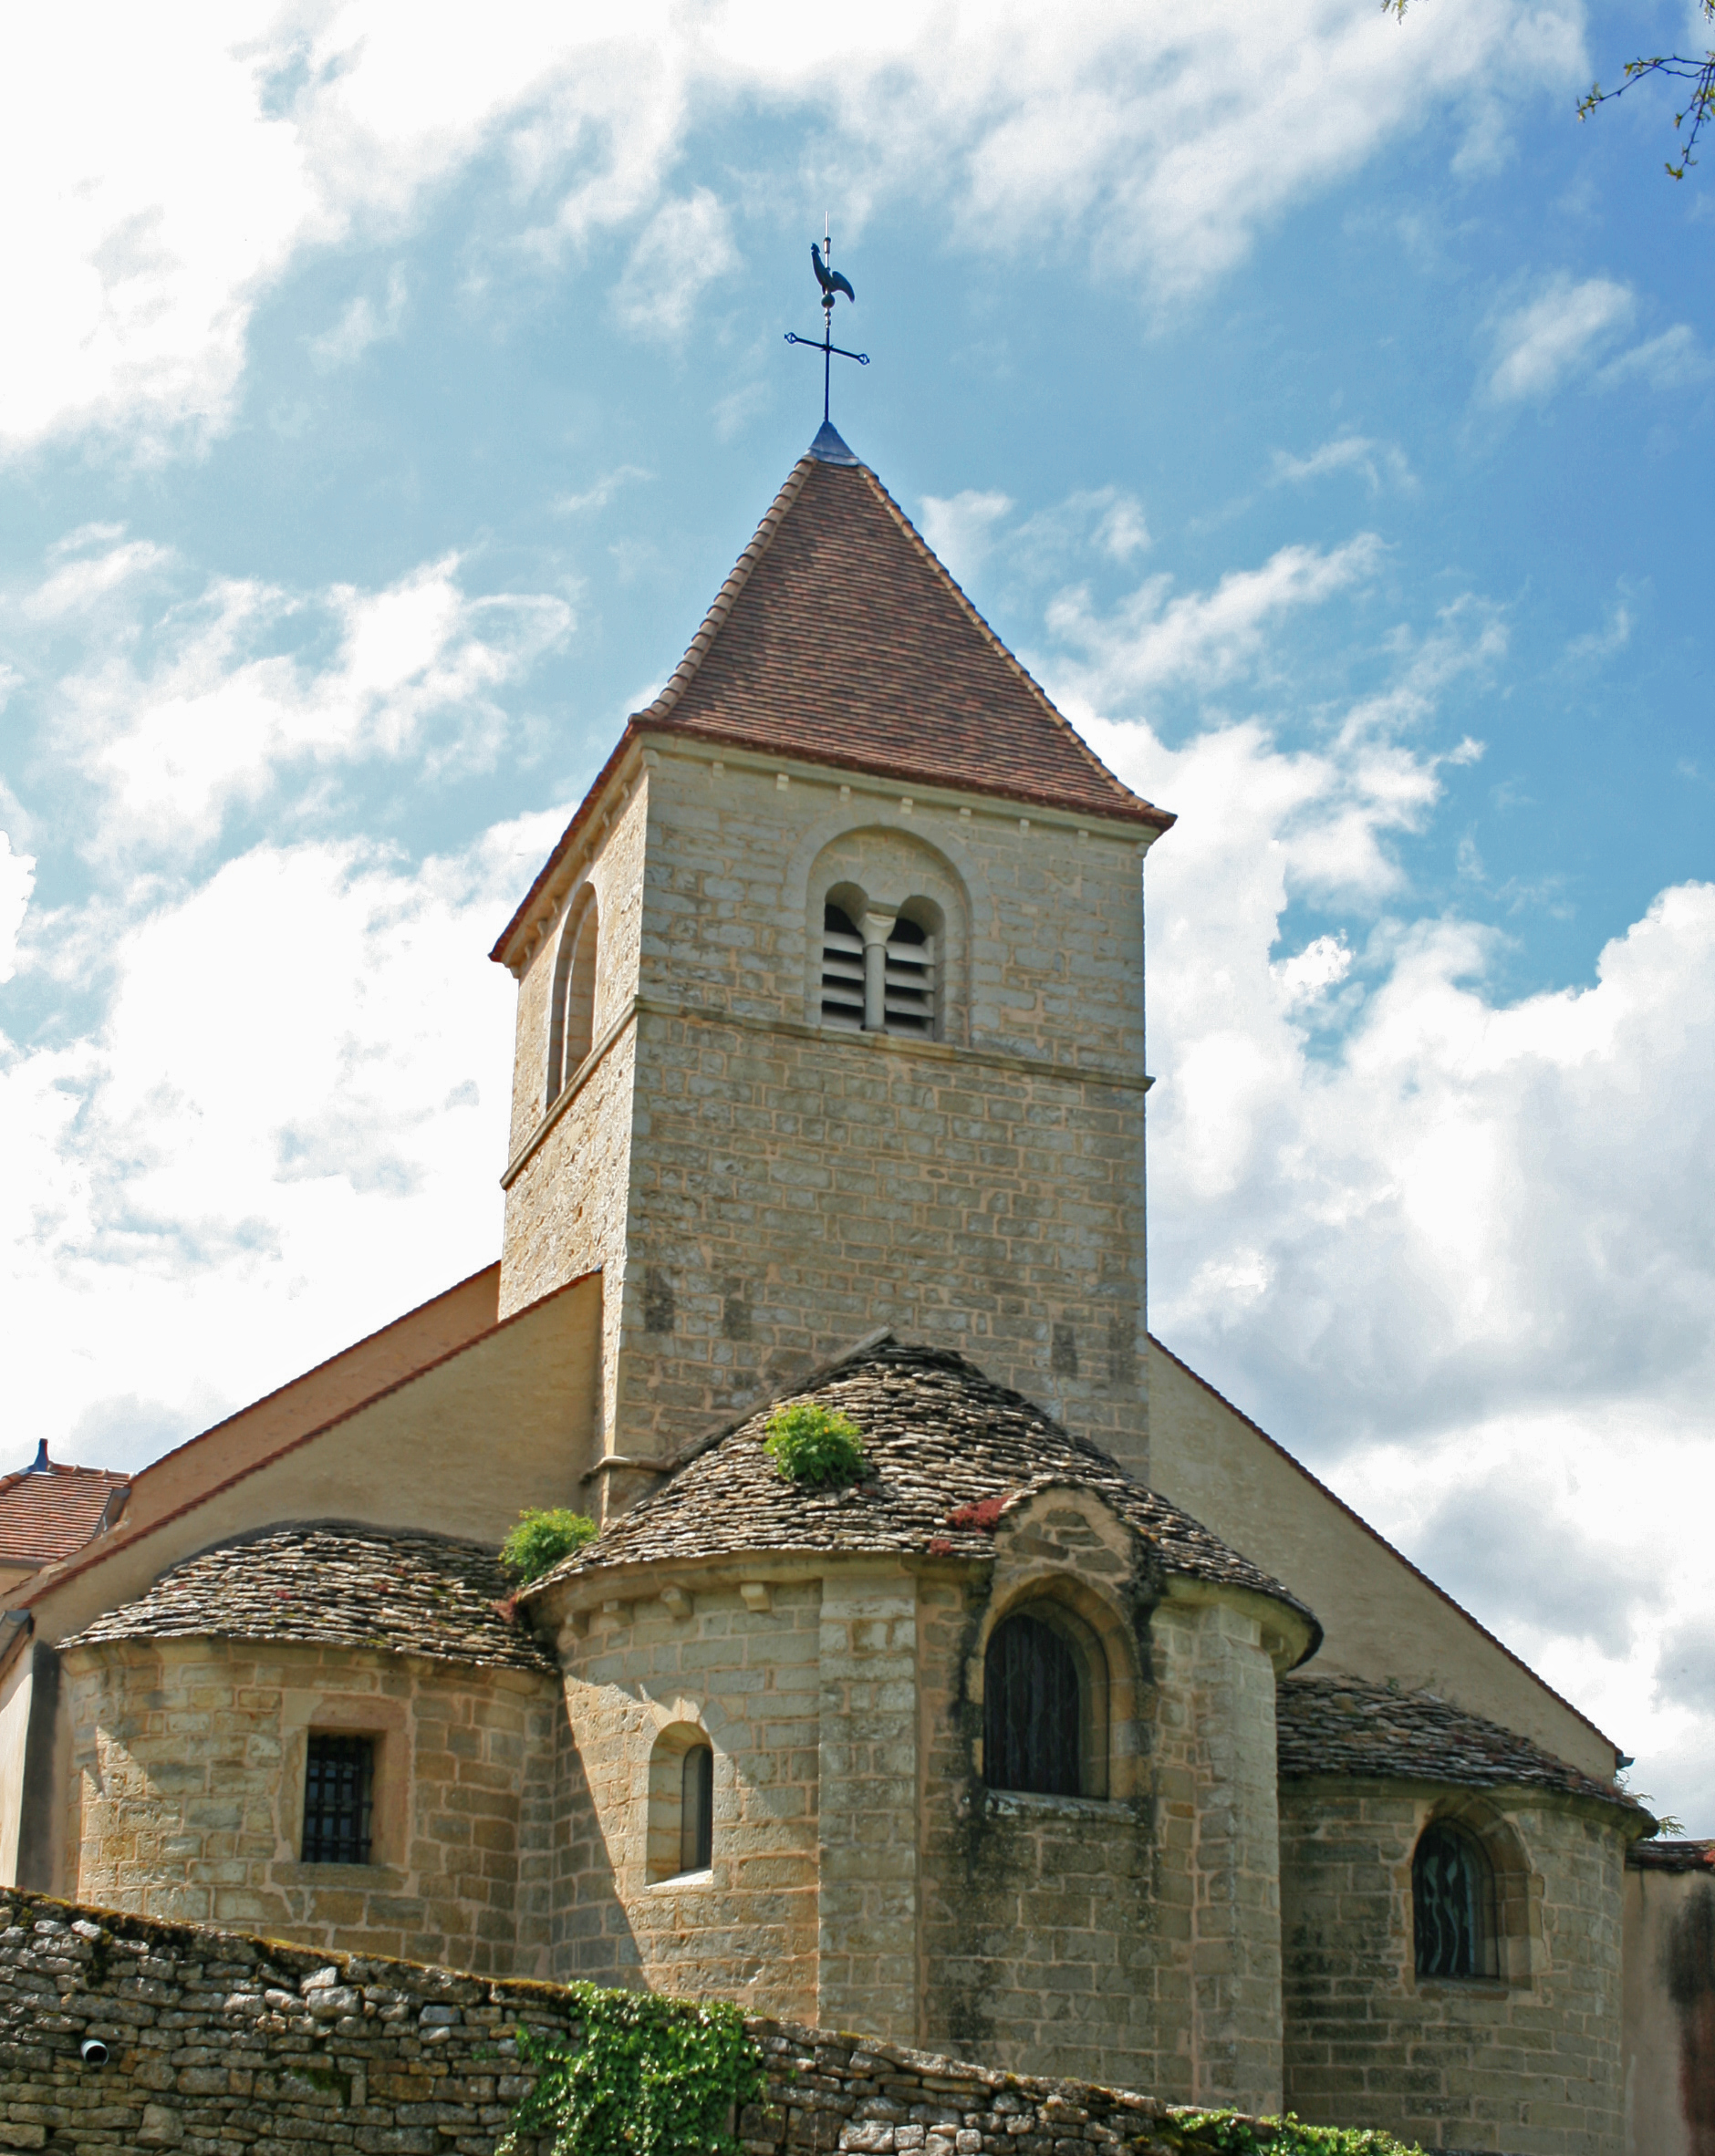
61, 1638, 561, 1979
1620, 1844, 1715, 2156
496, 742, 1157, 1480
552, 1577, 823, 2017
546, 1492, 1287, 2109
1279, 1777, 1630, 2154
0, 1887, 1266, 2155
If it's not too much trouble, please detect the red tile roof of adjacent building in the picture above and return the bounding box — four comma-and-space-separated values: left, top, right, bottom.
493, 431, 1172, 964
0, 1456, 130, 1571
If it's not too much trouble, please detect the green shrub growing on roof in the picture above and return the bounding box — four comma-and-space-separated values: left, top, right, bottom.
500, 1508, 597, 1584
763, 1402, 867, 1488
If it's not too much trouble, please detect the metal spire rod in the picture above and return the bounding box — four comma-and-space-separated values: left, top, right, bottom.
785, 216, 868, 422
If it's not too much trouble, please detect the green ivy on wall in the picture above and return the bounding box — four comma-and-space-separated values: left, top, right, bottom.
1168, 2113, 1424, 2154
499, 1986, 763, 2156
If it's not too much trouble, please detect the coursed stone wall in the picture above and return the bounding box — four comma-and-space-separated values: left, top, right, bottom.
61, 1638, 561, 1980
1279, 1778, 1629, 2154
0, 1888, 1264, 2155
547, 1491, 1287, 2109
552, 1577, 824, 2016
497, 745, 1157, 1478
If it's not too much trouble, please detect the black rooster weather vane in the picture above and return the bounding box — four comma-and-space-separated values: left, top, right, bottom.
785, 217, 868, 424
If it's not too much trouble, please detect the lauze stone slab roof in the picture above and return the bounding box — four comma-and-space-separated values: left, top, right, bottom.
1277, 1674, 1643, 1813
65, 1524, 553, 1673
529, 1338, 1315, 1637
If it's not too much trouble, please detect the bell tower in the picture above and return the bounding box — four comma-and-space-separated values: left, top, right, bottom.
491, 426, 1173, 1509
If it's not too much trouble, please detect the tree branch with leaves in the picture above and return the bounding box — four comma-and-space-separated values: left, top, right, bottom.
1577, 0, 1715, 179
1387, 0, 1715, 180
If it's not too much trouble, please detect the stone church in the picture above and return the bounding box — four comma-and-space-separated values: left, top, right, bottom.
0, 421, 1705, 2156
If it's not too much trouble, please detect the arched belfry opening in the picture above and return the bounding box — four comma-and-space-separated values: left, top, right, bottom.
546, 889, 598, 1108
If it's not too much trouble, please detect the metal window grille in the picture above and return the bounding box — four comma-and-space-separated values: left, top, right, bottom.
983, 1611, 1082, 1798
302, 1734, 374, 1865
680, 1743, 713, 1873
820, 904, 866, 1030
1413, 1821, 1490, 1978
883, 917, 936, 1036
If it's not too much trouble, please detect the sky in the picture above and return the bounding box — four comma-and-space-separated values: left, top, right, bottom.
1, 0, 1711, 1826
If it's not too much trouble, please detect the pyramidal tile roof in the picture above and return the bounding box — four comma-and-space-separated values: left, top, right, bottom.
0, 1456, 130, 1571
494, 430, 1171, 963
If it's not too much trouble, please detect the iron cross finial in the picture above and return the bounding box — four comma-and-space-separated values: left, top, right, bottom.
785, 218, 869, 425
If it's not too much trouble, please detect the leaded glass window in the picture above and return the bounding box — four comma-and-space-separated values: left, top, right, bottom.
1413, 1820, 1491, 1978
302, 1733, 374, 1865
983, 1610, 1082, 1798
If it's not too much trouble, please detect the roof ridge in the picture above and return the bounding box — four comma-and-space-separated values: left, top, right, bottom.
1147, 1332, 1620, 1758
637, 455, 817, 731
851, 462, 1163, 821
18, 1269, 595, 1612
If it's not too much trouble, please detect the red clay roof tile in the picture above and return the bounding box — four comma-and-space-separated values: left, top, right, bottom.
0, 1462, 130, 1570
493, 440, 1171, 964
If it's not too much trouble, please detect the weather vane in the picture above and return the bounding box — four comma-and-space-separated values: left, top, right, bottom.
785, 215, 868, 426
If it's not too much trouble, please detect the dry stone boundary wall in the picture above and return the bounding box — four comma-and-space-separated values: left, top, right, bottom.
0, 1890, 1297, 2155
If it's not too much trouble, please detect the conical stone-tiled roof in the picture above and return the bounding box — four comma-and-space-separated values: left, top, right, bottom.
522, 1338, 1315, 1653
1276, 1674, 1645, 1813
64, 1524, 554, 1673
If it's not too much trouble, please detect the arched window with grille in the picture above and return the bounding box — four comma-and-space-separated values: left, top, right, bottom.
1413, 1819, 1494, 1979
983, 1609, 1084, 1798
818, 898, 939, 1038
546, 891, 599, 1107
819, 903, 866, 1031
882, 916, 935, 1035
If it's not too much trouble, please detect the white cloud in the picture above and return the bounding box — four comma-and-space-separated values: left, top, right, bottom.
0, 0, 1588, 454
0, 833, 34, 984
42, 552, 572, 855
0, 809, 566, 1469
1271, 434, 1416, 494
612, 189, 740, 338
554, 465, 652, 516
309, 264, 409, 369
918, 489, 1014, 586
20, 537, 172, 622
1597, 322, 1714, 391
1484, 274, 1634, 403
1045, 533, 1385, 703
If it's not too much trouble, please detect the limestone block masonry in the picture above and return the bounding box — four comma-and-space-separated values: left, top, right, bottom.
1280, 1779, 1630, 2154
0, 1888, 1301, 2155
62, 1638, 561, 1978
498, 744, 1158, 1482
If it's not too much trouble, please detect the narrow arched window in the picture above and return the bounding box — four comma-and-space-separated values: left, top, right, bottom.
546, 894, 599, 1107
883, 916, 936, 1036
820, 904, 866, 1031
1413, 1821, 1493, 1979
984, 1610, 1082, 1797
681, 1741, 713, 1874
647, 1723, 714, 1882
